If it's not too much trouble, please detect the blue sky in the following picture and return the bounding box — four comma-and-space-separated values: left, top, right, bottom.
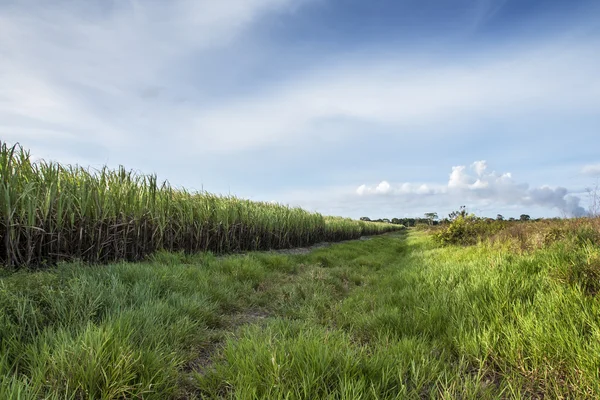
1, 0, 599, 219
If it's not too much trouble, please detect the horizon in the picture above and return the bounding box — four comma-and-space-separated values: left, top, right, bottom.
2, 0, 599, 219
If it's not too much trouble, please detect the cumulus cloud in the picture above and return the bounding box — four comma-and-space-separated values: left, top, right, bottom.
375, 181, 391, 194
582, 164, 600, 176
357, 161, 587, 217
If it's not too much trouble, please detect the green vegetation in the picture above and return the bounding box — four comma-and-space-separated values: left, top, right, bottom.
0, 142, 399, 268
432, 215, 508, 246
433, 213, 600, 248
3, 141, 600, 398
2, 217, 600, 398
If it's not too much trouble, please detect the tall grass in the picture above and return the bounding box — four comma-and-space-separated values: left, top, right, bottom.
432, 214, 600, 251
0, 142, 400, 268
196, 230, 600, 399
3, 224, 600, 397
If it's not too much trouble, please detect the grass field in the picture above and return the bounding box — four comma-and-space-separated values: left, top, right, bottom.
2, 221, 600, 399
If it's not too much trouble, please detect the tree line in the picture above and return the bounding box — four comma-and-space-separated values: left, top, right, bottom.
361, 206, 536, 227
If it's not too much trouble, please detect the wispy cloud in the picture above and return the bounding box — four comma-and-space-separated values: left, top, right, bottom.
357, 161, 587, 217
0, 0, 307, 154
2, 1, 599, 156
582, 164, 600, 177
189, 35, 600, 153
1, 1, 598, 218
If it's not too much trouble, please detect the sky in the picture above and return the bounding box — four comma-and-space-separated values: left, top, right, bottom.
1, 0, 599, 219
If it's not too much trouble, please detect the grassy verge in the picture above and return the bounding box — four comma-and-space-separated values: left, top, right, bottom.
2, 228, 600, 398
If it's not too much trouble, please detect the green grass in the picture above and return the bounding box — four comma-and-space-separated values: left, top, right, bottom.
2, 228, 600, 398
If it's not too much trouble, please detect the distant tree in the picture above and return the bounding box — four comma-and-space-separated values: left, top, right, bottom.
391, 218, 401, 225
448, 206, 467, 221
382, 218, 391, 223
496, 214, 504, 221
508, 217, 516, 221
520, 214, 531, 221
360, 217, 371, 221
424, 212, 438, 225
586, 180, 600, 217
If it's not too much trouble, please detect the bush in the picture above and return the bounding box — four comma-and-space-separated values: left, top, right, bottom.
555, 250, 600, 296
543, 227, 566, 246
433, 216, 506, 246
413, 223, 430, 231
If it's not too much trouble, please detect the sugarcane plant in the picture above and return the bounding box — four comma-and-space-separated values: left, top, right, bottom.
0, 142, 402, 268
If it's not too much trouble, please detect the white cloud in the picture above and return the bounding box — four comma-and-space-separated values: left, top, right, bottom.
472, 160, 487, 177
357, 161, 587, 217
186, 36, 600, 153
375, 181, 391, 194
2, 1, 599, 159
0, 0, 306, 152
449, 165, 474, 189
358, 182, 391, 196
1, 0, 598, 219
356, 184, 367, 196
582, 164, 600, 176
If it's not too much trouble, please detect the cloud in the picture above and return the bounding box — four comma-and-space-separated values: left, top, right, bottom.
1, 0, 598, 218
375, 181, 391, 194
0, 0, 307, 154
582, 164, 600, 176
2, 0, 599, 160
357, 161, 587, 217
185, 34, 600, 153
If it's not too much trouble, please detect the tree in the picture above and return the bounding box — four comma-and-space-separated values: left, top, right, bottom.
360, 217, 371, 221
424, 212, 438, 225
509, 217, 516, 221
496, 214, 504, 221
448, 206, 467, 221
586, 180, 600, 217
520, 214, 531, 221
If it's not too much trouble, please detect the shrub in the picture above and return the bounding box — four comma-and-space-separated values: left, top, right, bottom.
414, 223, 430, 231
433, 216, 507, 246
555, 250, 600, 296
